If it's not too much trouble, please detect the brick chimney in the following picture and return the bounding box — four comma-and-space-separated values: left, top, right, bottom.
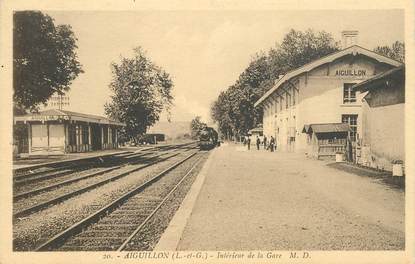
341, 30, 359, 49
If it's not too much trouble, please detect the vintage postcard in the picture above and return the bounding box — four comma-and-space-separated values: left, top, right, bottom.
0, 0, 414, 263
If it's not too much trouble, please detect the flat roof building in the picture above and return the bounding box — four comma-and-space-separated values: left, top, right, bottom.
254, 44, 402, 155
14, 109, 125, 155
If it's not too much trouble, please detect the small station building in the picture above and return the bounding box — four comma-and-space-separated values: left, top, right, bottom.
353, 65, 405, 171
14, 109, 124, 155
248, 126, 264, 137
302, 123, 351, 159
254, 31, 403, 155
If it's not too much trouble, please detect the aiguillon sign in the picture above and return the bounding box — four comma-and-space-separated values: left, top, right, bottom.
335, 69, 366, 76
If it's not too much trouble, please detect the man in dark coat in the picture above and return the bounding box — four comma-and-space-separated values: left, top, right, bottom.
270, 136, 275, 152
256, 136, 260, 150
263, 136, 267, 150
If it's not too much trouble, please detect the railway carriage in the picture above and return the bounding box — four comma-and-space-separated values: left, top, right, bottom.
139, 133, 165, 144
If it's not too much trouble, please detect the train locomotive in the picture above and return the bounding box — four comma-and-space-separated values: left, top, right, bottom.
199, 127, 219, 150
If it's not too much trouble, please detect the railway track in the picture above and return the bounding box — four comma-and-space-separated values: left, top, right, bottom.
13, 149, 165, 190
13, 152, 130, 179
14, 141, 197, 192
13, 166, 121, 201
13, 143, 198, 218
13, 141, 196, 183
34, 151, 204, 251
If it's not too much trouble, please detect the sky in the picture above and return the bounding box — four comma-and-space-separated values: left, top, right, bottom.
47, 9, 404, 124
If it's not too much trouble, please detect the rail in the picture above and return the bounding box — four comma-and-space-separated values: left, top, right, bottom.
35, 151, 200, 251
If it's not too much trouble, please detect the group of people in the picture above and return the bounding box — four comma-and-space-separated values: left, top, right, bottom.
243, 135, 276, 152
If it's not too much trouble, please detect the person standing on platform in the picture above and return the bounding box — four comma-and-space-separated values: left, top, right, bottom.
247, 135, 251, 150
270, 136, 275, 152
263, 136, 267, 150
256, 136, 260, 150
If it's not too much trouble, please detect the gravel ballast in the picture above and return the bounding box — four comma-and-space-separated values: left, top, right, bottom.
124, 152, 209, 251
52, 152, 207, 251
13, 149, 199, 251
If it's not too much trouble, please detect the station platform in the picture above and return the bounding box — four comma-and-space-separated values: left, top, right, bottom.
156, 142, 405, 250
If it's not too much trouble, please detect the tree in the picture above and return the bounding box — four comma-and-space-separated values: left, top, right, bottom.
374, 41, 405, 62
211, 29, 339, 139
190, 116, 207, 139
211, 91, 234, 139
105, 47, 173, 142
13, 11, 83, 112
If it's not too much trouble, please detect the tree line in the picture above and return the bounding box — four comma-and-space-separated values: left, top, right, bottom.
210, 29, 405, 140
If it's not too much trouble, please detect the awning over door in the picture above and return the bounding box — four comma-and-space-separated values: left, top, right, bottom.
302, 123, 351, 134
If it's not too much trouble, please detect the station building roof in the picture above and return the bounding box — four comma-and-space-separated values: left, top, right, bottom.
352, 65, 404, 93
302, 123, 351, 134
14, 109, 125, 126
254, 45, 403, 107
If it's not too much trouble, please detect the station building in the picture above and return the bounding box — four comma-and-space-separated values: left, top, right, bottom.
353, 65, 405, 171
254, 32, 403, 155
14, 109, 124, 155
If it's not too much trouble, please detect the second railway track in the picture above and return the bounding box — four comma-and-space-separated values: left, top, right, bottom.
34, 150, 205, 251
13, 141, 196, 184
13, 144, 198, 218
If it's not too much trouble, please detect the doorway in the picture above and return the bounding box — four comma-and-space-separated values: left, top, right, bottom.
90, 124, 102, 150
